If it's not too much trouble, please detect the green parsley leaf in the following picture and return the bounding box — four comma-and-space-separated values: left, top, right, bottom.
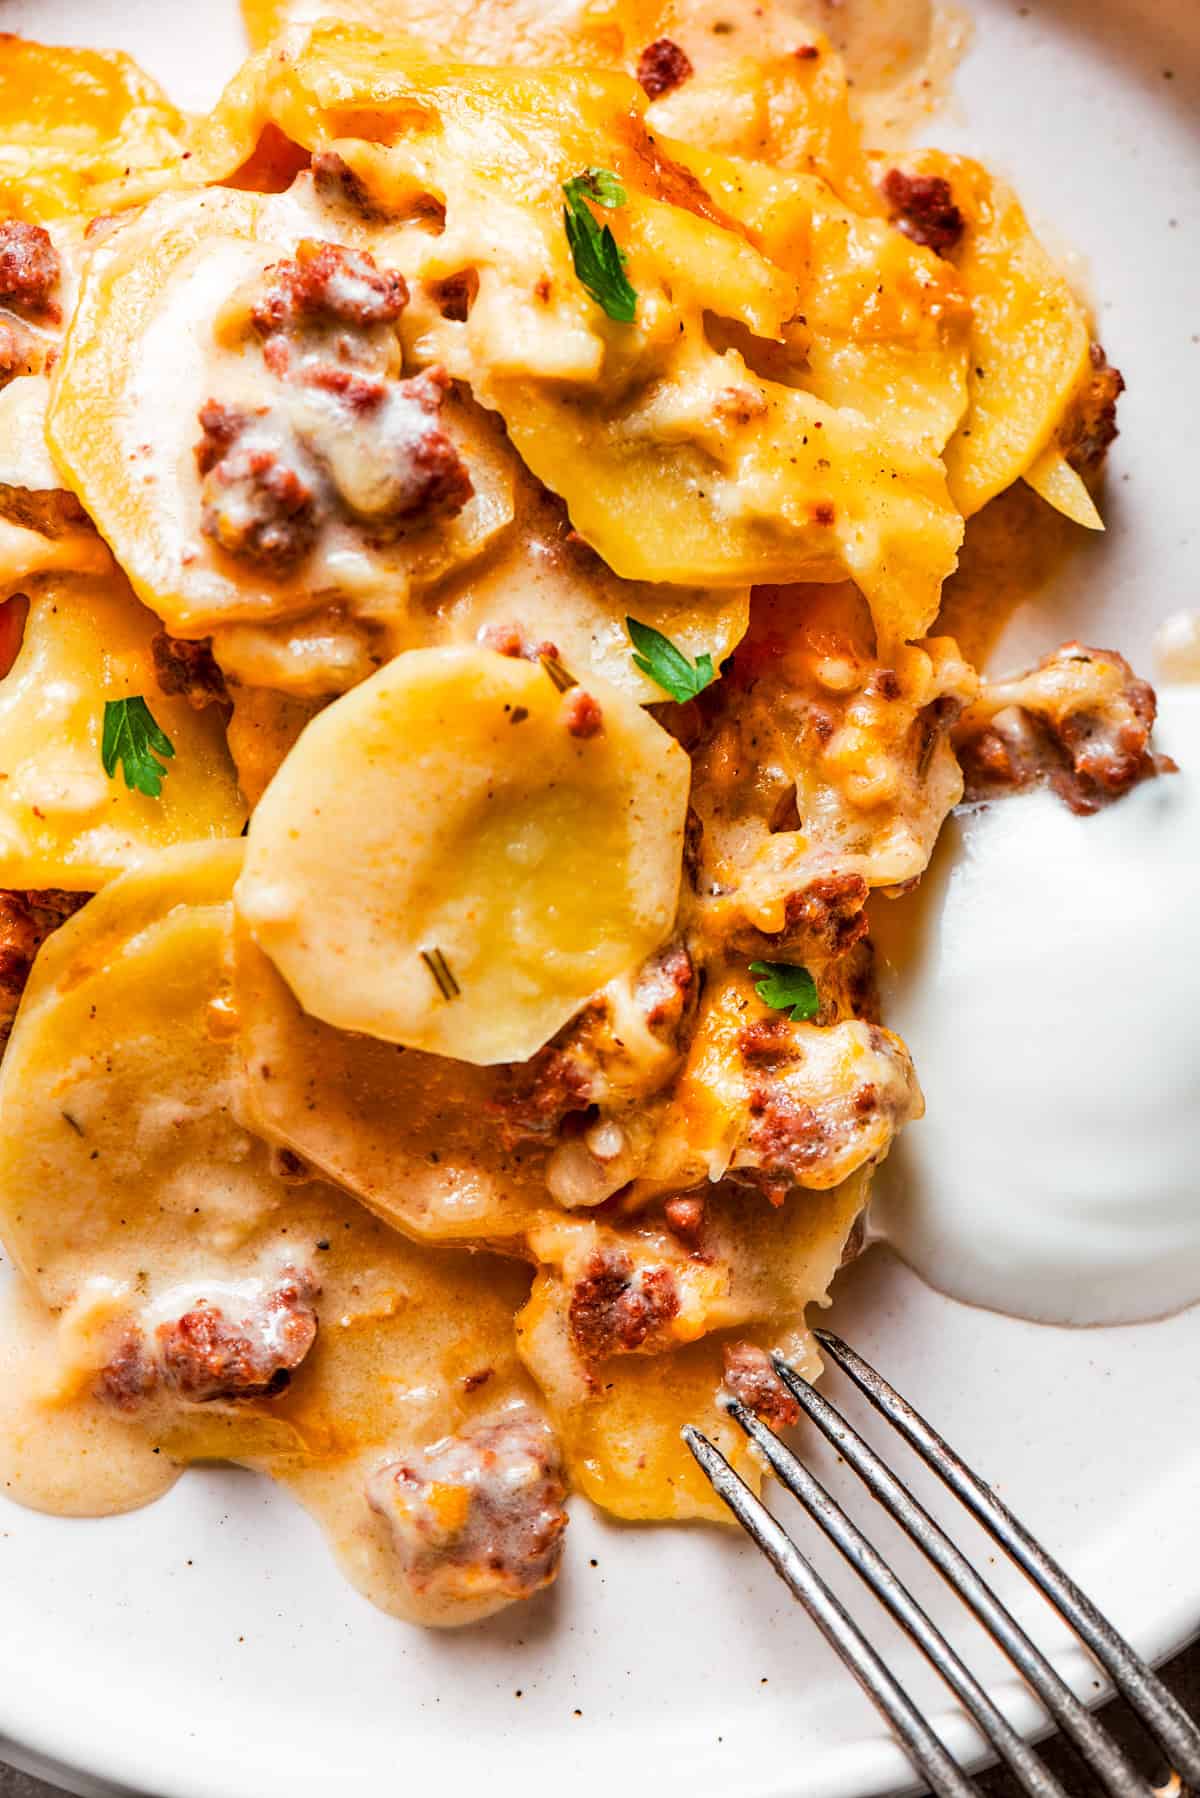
565, 167, 628, 210
748, 960, 819, 1022
626, 616, 716, 703
562, 168, 637, 323
101, 696, 175, 798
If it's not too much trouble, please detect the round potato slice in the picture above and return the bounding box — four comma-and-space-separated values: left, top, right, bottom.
237, 645, 691, 1065
516, 1172, 869, 1520
0, 574, 246, 890
0, 836, 553, 1624
232, 912, 552, 1245
46, 185, 515, 639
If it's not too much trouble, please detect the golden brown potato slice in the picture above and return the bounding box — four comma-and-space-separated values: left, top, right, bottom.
0, 35, 186, 222
236, 645, 690, 1064
232, 915, 553, 1245
191, 32, 963, 648
238, 0, 876, 208
517, 1172, 869, 1519
899, 151, 1094, 520
0, 573, 245, 890
46, 184, 516, 640
0, 838, 559, 1625
665, 143, 972, 456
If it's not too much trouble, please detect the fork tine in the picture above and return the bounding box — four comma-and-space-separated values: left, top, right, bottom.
720, 1393, 1070, 1798
681, 1424, 982, 1798
771, 1353, 1157, 1798
814, 1329, 1200, 1789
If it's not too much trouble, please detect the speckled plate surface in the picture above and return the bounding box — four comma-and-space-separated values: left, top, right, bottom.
0, 1, 1197, 1793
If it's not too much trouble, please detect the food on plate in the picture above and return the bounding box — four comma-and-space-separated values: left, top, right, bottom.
236, 644, 691, 1063
0, 0, 1169, 1625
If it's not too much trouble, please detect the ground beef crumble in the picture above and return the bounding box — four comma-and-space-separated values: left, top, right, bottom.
96, 1269, 320, 1409
568, 1248, 681, 1360
744, 1086, 830, 1204
195, 402, 319, 573
151, 631, 229, 710
955, 641, 1173, 815
758, 873, 871, 959
1062, 343, 1125, 474
489, 943, 695, 1150
0, 220, 61, 320
197, 241, 472, 570
880, 169, 964, 257
722, 1341, 800, 1430
563, 689, 604, 738
637, 38, 694, 99
310, 149, 385, 219
367, 1412, 567, 1606
251, 239, 409, 334
0, 890, 89, 1046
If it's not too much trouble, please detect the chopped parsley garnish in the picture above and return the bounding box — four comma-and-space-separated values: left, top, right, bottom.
626, 617, 716, 703
539, 651, 579, 693
421, 947, 461, 1001
101, 696, 175, 798
562, 168, 638, 323
749, 960, 819, 1022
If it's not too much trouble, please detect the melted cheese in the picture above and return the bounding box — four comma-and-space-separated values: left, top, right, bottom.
0, 838, 546, 1625
0, 36, 187, 222
915, 150, 1093, 519
688, 582, 976, 935
194, 31, 964, 648
635, 964, 921, 1197
665, 143, 972, 454
47, 183, 516, 638
517, 1172, 868, 1518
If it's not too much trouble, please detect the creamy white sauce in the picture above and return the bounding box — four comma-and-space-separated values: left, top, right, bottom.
871, 687, 1200, 1326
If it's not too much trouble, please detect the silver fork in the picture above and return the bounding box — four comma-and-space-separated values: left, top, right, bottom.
683, 1330, 1200, 1798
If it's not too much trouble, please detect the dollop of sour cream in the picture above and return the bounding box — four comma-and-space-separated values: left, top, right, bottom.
870, 687, 1200, 1327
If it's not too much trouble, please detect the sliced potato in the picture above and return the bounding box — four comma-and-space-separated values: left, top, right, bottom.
0, 837, 543, 1623
518, 1310, 762, 1522
225, 684, 324, 807
237, 645, 690, 1064
233, 915, 552, 1243
492, 364, 961, 650
0, 573, 245, 890
0, 377, 67, 503
0, 838, 249, 1301
0, 36, 186, 222
667, 144, 972, 455
644, 36, 876, 211
46, 184, 515, 639
194, 33, 963, 648
419, 463, 750, 703
241, 0, 630, 65
0, 515, 112, 590
1023, 446, 1104, 531
516, 1173, 868, 1519
903, 151, 1093, 519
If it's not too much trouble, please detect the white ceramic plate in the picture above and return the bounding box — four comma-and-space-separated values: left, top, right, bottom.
0, 1, 1197, 1793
